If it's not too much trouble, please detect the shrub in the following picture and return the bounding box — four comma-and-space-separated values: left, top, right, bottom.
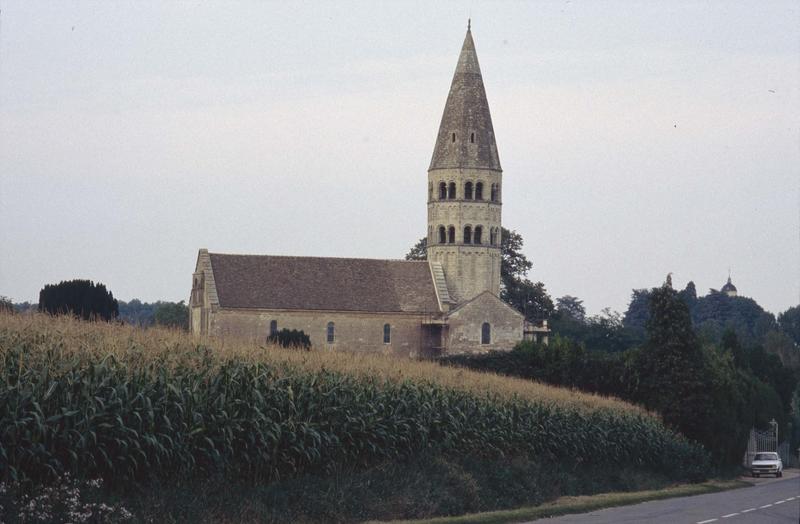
267, 328, 311, 349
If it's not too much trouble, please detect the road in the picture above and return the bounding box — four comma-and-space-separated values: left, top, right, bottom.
529, 472, 800, 524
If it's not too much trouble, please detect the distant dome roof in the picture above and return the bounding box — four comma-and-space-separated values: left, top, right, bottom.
721, 277, 737, 293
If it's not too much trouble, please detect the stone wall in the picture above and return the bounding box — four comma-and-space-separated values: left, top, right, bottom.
208, 308, 435, 358
445, 292, 523, 354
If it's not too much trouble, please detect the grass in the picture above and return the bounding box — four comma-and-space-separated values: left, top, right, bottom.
388, 479, 749, 524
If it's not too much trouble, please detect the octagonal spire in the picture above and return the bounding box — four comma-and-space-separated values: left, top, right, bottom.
429, 24, 501, 171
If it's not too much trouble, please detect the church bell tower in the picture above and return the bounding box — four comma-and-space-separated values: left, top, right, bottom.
427, 22, 502, 303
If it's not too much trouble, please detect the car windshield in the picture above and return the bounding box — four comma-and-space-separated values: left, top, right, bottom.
754, 453, 778, 461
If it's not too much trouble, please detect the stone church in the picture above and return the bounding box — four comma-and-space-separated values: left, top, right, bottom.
190, 24, 548, 357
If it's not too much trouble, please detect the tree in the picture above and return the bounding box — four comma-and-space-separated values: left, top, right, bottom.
404, 227, 553, 322
38, 280, 118, 321
0, 296, 13, 314
777, 305, 800, 346
405, 237, 427, 261
556, 295, 586, 323
631, 278, 712, 444
153, 301, 190, 331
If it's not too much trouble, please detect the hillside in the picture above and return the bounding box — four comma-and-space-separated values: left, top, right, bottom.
0, 313, 708, 522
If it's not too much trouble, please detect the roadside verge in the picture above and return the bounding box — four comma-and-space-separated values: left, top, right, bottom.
383, 478, 749, 524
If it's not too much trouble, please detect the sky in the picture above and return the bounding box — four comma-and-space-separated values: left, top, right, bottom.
1, 1, 798, 317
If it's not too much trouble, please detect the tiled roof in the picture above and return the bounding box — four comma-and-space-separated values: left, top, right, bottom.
208, 253, 441, 313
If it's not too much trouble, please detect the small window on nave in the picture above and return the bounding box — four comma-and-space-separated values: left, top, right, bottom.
327, 322, 335, 344
383, 323, 391, 344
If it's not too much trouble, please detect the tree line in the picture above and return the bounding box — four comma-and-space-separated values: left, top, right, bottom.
3, 281, 189, 331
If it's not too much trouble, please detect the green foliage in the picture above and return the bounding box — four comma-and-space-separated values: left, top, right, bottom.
0, 316, 708, 489
550, 308, 638, 353
0, 296, 13, 314
405, 237, 427, 261
777, 305, 800, 346
118, 299, 158, 326
38, 280, 118, 321
446, 287, 794, 467
267, 328, 311, 350
153, 301, 189, 331
442, 338, 631, 399
623, 283, 779, 348
556, 295, 585, 322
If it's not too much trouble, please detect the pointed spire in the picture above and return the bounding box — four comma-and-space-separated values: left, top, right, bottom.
429, 25, 501, 171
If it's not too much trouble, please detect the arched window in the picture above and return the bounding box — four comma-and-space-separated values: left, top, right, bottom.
383, 323, 391, 344
470, 132, 475, 143
464, 182, 473, 200
269, 320, 278, 337
452, 132, 456, 143
327, 322, 335, 344
463, 226, 472, 244
439, 182, 447, 200
448, 226, 455, 244
438, 226, 446, 244
448, 182, 456, 199
474, 226, 482, 245
481, 323, 491, 344
475, 182, 484, 200
490, 183, 497, 202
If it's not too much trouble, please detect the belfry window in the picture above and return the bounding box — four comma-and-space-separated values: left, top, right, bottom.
474, 226, 482, 245
475, 182, 484, 200
383, 323, 391, 344
439, 182, 447, 200
481, 323, 491, 344
438, 226, 446, 244
448, 182, 456, 199
464, 182, 473, 200
269, 320, 278, 337
448, 226, 455, 244
327, 322, 335, 344
463, 226, 472, 244
452, 132, 456, 143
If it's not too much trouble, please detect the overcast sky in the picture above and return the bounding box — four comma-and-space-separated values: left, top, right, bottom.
1, 1, 798, 316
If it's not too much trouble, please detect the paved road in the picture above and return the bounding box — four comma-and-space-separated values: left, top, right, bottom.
529, 473, 800, 524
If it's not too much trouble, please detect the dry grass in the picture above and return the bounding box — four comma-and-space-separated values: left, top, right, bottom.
0, 312, 644, 416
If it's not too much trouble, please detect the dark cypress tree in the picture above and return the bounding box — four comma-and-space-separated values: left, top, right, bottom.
632, 278, 712, 444
38, 280, 119, 321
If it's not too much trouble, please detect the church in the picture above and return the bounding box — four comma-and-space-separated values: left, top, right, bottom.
189, 24, 548, 357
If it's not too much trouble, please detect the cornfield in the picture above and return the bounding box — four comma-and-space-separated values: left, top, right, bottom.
0, 313, 709, 486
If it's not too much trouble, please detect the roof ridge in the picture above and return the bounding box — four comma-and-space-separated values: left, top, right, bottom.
208, 252, 428, 263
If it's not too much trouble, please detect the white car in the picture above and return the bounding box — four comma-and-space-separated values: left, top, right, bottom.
751, 452, 783, 478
